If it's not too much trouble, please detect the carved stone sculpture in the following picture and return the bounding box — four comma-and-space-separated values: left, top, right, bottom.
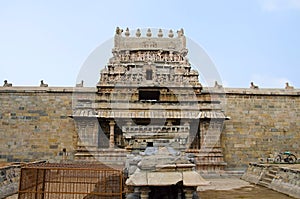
285, 82, 294, 90
40, 80, 48, 87
250, 82, 259, 89
3, 80, 12, 87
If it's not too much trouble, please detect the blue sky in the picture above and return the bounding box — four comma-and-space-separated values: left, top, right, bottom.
0, 0, 299, 88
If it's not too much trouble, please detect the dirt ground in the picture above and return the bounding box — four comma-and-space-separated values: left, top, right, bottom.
197, 177, 293, 199
5, 177, 294, 199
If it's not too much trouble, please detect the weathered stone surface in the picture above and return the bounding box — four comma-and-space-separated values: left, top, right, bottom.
147, 171, 182, 186
242, 163, 300, 198
220, 88, 300, 169
0, 87, 76, 162
0, 87, 299, 169
183, 171, 210, 186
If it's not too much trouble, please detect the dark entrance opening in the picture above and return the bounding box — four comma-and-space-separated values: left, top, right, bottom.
147, 142, 153, 147
139, 90, 160, 101
149, 184, 184, 199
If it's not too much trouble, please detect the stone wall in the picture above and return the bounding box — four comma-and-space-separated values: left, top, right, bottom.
221, 88, 300, 169
0, 87, 76, 163
0, 86, 299, 170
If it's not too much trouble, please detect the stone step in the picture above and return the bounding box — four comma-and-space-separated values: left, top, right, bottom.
269, 169, 278, 175
261, 177, 273, 183
265, 173, 276, 179
258, 181, 270, 187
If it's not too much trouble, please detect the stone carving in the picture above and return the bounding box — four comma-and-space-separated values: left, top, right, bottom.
250, 82, 259, 89
98, 27, 202, 88
115, 50, 185, 64
177, 28, 184, 37
135, 28, 141, 37
3, 80, 12, 87
113, 28, 187, 53
214, 81, 223, 88
285, 82, 294, 90
76, 80, 84, 87
168, 29, 174, 38
146, 28, 152, 37
125, 27, 130, 37
157, 28, 163, 38
40, 80, 48, 87
115, 27, 123, 35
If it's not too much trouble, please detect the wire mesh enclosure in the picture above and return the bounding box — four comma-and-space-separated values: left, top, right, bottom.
18, 163, 124, 199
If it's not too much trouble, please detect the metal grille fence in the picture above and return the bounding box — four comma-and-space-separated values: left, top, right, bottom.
18, 163, 124, 199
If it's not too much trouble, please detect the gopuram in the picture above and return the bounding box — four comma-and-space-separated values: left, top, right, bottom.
71, 27, 229, 173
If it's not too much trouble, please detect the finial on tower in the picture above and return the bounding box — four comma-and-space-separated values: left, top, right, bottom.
158, 29, 163, 38
285, 82, 294, 89
146, 28, 152, 37
177, 28, 184, 37
168, 29, 174, 38
136, 28, 141, 37
125, 27, 130, 37
115, 27, 123, 35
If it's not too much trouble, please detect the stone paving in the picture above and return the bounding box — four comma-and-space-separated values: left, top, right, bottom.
197, 177, 252, 191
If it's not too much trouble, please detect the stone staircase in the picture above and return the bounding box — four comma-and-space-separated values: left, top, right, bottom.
188, 148, 227, 173
75, 148, 128, 168
258, 166, 279, 187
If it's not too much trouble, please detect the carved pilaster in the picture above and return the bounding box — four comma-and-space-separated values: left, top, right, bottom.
184, 187, 195, 199
200, 120, 224, 149
140, 187, 150, 199
109, 120, 115, 148
75, 118, 99, 149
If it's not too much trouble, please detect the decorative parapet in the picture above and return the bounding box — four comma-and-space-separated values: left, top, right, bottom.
113, 27, 187, 53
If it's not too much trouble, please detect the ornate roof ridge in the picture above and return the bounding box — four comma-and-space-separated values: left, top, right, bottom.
115, 27, 184, 38
113, 27, 187, 52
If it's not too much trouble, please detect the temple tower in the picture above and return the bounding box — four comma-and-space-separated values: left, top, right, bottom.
72, 27, 229, 172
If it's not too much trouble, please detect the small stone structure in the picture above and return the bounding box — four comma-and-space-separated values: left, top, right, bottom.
125, 147, 209, 199
242, 163, 300, 198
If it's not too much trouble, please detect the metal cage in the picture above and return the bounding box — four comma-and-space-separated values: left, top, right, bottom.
18, 163, 124, 199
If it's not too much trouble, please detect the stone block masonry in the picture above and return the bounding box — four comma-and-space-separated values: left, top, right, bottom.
221, 88, 300, 169
0, 86, 299, 170
0, 87, 77, 163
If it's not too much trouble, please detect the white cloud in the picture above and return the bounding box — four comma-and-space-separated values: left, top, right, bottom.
250, 74, 293, 88
259, 0, 300, 11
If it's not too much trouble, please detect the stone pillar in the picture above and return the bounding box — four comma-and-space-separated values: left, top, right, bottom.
140, 187, 150, 199
184, 187, 195, 199
109, 120, 115, 148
